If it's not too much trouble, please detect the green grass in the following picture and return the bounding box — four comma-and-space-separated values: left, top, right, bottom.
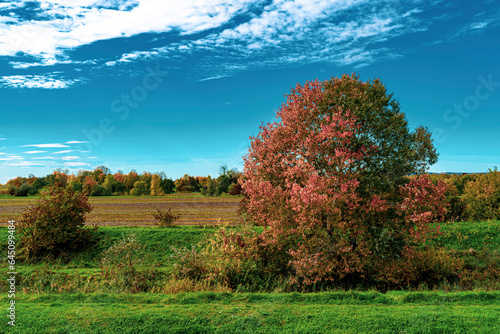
1, 221, 499, 332
3, 220, 497, 271
432, 220, 500, 251
2, 291, 500, 333
0, 225, 216, 282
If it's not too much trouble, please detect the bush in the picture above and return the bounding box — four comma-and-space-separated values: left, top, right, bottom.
171, 246, 207, 281
18, 187, 97, 261
368, 247, 463, 291
152, 208, 180, 227
201, 226, 289, 292
100, 233, 159, 293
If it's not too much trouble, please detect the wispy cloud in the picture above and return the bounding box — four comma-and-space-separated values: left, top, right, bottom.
52, 150, 74, 154
7, 161, 44, 167
65, 141, 89, 144
470, 22, 489, 30
199, 75, 229, 82
0, 155, 24, 161
24, 150, 47, 154
62, 156, 80, 161
63, 162, 90, 167
31, 157, 56, 160
0, 0, 255, 64
21, 143, 70, 148
1, 0, 498, 86
0, 75, 82, 89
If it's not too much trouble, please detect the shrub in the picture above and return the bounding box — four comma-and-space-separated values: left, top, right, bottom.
152, 208, 180, 227
202, 226, 289, 292
18, 187, 97, 261
100, 233, 160, 293
171, 246, 207, 281
368, 247, 463, 291
161, 278, 231, 294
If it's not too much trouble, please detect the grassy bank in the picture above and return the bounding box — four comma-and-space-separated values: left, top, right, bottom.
1, 221, 499, 293
2, 291, 500, 333
1, 221, 499, 332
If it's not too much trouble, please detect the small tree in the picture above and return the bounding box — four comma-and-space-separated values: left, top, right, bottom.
130, 181, 149, 196
227, 74, 446, 288
150, 174, 164, 196
152, 208, 181, 227
160, 177, 175, 194
18, 187, 97, 261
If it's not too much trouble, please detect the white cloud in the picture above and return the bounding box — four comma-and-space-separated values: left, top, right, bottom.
52, 150, 74, 154
402, 8, 423, 18
31, 156, 56, 160
7, 161, 44, 167
199, 75, 228, 82
0, 75, 82, 89
24, 150, 47, 154
1, 0, 493, 84
62, 156, 80, 160
9, 59, 95, 69
21, 143, 70, 148
470, 22, 489, 30
63, 162, 90, 167
0, 0, 256, 64
133, 0, 430, 75
65, 140, 89, 144
0, 155, 24, 161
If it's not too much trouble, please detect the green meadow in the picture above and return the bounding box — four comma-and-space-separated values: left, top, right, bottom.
2, 291, 500, 333
1, 219, 500, 333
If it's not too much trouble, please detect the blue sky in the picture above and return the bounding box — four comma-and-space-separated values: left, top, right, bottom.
0, 0, 499, 183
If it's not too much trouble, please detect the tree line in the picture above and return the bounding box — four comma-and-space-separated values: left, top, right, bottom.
0, 164, 243, 197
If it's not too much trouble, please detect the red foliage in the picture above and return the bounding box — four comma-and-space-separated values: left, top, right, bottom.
113, 172, 125, 183
83, 175, 97, 194
239, 74, 448, 286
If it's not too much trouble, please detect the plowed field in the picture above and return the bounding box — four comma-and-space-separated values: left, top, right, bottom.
0, 193, 242, 226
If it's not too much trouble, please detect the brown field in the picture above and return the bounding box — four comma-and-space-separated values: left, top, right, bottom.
0, 193, 242, 226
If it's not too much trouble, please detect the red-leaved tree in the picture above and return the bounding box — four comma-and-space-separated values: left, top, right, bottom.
237, 74, 448, 288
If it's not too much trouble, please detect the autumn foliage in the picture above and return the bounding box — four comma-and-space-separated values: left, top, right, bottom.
201, 74, 450, 290
462, 168, 500, 220
18, 187, 97, 262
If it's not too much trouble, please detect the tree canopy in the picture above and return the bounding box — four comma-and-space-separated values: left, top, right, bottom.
238, 73, 447, 288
